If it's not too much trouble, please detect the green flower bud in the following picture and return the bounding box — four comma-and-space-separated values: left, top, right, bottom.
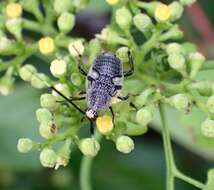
135, 88, 154, 107
170, 93, 190, 110
169, 2, 184, 21
115, 6, 132, 29
52, 83, 70, 101
139, 2, 160, 16
136, 107, 153, 126
133, 13, 153, 32
36, 108, 52, 124
54, 0, 74, 14
39, 121, 56, 139
55, 138, 72, 169
40, 148, 57, 168
96, 27, 129, 46
0, 75, 14, 96
19, 64, 37, 82
116, 47, 129, 63
189, 52, 205, 79
187, 81, 212, 97
17, 138, 33, 153
201, 118, 214, 138
79, 138, 100, 157
125, 121, 148, 136
207, 95, 214, 114
179, 0, 196, 6
70, 73, 82, 86
88, 38, 101, 64
116, 135, 134, 154
166, 43, 184, 55
160, 25, 183, 41
0, 37, 13, 54
57, 12, 75, 33
68, 40, 84, 57
5, 18, 22, 40
40, 93, 59, 111
204, 169, 214, 190
31, 73, 48, 89
168, 53, 186, 76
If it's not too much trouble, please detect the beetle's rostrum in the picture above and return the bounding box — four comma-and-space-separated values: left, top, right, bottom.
86, 52, 124, 120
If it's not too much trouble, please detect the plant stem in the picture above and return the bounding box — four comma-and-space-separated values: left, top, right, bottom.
174, 169, 205, 189
80, 133, 102, 190
159, 103, 175, 190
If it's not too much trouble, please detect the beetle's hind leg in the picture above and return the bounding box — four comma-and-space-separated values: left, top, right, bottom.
72, 45, 88, 76
123, 49, 134, 77
109, 106, 115, 127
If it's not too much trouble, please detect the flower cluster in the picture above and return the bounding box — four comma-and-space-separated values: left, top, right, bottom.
0, 0, 213, 189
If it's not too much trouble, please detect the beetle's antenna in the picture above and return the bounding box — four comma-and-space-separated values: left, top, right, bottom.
24, 69, 85, 115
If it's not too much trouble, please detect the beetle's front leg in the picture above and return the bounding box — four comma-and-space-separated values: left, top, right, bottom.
123, 49, 134, 77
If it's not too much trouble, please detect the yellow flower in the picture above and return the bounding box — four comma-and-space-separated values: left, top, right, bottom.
6, 3, 23, 18
106, 0, 119, 5
155, 3, 171, 22
96, 115, 114, 135
39, 37, 55, 55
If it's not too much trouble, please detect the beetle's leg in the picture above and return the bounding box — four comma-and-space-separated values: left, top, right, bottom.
90, 120, 94, 135
50, 86, 86, 114
72, 45, 88, 76
109, 106, 115, 126
130, 102, 138, 111
117, 93, 130, 101
123, 49, 134, 77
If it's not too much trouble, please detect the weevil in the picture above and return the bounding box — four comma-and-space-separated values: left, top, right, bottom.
49, 49, 134, 133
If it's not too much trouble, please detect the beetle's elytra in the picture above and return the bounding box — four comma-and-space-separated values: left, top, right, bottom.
86, 52, 123, 119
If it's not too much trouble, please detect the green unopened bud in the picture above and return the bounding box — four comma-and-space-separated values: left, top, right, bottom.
54, 0, 74, 14
204, 169, 214, 190
96, 27, 129, 46
50, 59, 67, 78
40, 93, 59, 111
179, 0, 196, 6
70, 73, 82, 86
116, 135, 134, 154
166, 43, 184, 55
169, 2, 184, 21
88, 38, 101, 64
125, 121, 148, 136
31, 73, 48, 89
19, 64, 37, 81
135, 88, 154, 107
168, 53, 186, 76
57, 12, 75, 33
133, 13, 153, 32
139, 2, 160, 16
170, 93, 190, 110
39, 121, 56, 139
136, 107, 153, 126
160, 25, 183, 41
73, 0, 90, 10
189, 52, 205, 79
36, 108, 52, 124
115, 6, 132, 29
68, 40, 84, 57
116, 47, 129, 63
0, 37, 13, 54
79, 138, 100, 157
207, 95, 214, 114
0, 75, 14, 96
52, 83, 70, 101
187, 81, 212, 97
201, 118, 214, 138
40, 148, 57, 168
55, 138, 72, 169
5, 18, 22, 40
17, 138, 33, 153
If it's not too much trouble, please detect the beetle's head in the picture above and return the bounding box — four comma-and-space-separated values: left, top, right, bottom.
86, 108, 98, 120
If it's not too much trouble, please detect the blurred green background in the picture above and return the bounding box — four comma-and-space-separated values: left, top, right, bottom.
0, 0, 214, 190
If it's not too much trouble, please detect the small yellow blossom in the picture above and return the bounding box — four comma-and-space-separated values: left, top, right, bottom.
96, 115, 114, 135
155, 3, 171, 22
39, 37, 55, 55
6, 3, 23, 18
106, 0, 119, 5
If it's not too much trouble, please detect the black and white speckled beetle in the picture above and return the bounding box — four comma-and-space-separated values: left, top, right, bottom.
51, 50, 134, 133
